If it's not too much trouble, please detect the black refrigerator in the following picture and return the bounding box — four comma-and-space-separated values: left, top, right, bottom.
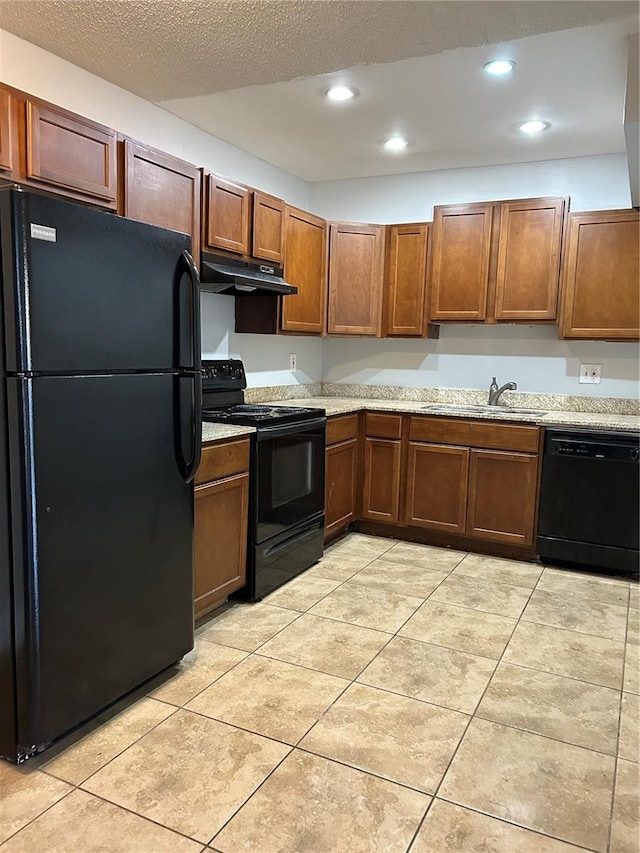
0, 186, 202, 763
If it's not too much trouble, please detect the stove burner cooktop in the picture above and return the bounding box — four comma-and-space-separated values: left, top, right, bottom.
202, 402, 323, 427
200, 359, 324, 427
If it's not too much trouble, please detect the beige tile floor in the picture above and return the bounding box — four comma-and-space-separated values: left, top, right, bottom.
1, 533, 639, 852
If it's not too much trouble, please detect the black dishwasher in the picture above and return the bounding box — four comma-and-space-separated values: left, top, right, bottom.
537, 428, 639, 576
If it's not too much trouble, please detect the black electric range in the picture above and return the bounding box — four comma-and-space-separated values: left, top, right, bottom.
201, 359, 326, 601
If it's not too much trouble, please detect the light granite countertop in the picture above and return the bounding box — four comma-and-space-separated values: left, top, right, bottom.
200, 395, 639, 443
201, 422, 255, 444
278, 397, 640, 432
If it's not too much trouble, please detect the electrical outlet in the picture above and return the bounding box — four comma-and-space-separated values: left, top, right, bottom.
579, 363, 601, 384
289, 353, 297, 372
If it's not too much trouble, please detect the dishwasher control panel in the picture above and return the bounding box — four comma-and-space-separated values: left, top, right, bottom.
549, 435, 639, 462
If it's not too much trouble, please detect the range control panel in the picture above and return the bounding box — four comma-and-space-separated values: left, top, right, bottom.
201, 359, 246, 390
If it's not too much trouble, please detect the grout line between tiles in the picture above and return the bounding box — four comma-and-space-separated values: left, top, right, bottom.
605, 591, 632, 853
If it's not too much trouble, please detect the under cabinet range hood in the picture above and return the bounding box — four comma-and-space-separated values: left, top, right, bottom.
200, 252, 298, 295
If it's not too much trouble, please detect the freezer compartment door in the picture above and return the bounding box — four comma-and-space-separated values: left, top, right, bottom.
0, 188, 198, 373
6, 374, 194, 755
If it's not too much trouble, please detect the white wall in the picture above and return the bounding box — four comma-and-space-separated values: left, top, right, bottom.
0, 28, 321, 388
308, 154, 632, 222
311, 155, 639, 399
323, 327, 639, 399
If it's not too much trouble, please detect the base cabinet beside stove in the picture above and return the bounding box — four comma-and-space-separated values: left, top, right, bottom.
325, 414, 361, 541
194, 438, 250, 619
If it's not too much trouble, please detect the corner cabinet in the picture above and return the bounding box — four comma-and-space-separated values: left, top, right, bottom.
328, 222, 385, 335
325, 414, 360, 539
361, 414, 403, 524
194, 438, 250, 618
560, 209, 640, 340
120, 139, 201, 259
282, 206, 328, 334
384, 223, 430, 336
429, 197, 566, 323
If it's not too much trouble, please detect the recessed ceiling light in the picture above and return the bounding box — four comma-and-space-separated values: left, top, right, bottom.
384, 136, 408, 152
519, 120, 550, 134
326, 85, 355, 102
483, 59, 516, 76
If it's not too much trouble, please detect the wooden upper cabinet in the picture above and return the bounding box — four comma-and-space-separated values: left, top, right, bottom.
430, 203, 493, 321
282, 206, 327, 334
385, 223, 430, 336
120, 139, 201, 259
560, 209, 640, 340
252, 191, 285, 263
26, 100, 117, 204
494, 197, 566, 321
0, 88, 14, 173
328, 222, 385, 336
203, 173, 250, 255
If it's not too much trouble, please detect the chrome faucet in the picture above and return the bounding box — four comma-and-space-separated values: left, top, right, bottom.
488, 377, 517, 406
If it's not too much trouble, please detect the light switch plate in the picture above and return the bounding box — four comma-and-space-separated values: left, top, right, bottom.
289, 353, 297, 372
579, 363, 601, 384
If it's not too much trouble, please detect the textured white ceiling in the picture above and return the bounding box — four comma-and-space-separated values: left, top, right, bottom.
162, 17, 636, 180
0, 0, 635, 100
0, 0, 637, 181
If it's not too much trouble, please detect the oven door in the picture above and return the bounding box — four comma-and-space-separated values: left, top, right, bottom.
254, 416, 326, 543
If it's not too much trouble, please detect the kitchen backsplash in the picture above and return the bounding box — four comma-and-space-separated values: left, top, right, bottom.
248, 383, 640, 415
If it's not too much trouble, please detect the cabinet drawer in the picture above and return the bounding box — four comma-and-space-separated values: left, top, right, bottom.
409, 416, 539, 453
196, 438, 250, 485
326, 413, 359, 445
365, 412, 403, 439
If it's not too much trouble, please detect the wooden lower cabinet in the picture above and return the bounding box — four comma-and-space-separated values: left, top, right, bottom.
194, 438, 250, 618
361, 437, 401, 524
194, 471, 249, 618
402, 417, 540, 551
405, 442, 469, 534
467, 449, 538, 546
325, 438, 358, 537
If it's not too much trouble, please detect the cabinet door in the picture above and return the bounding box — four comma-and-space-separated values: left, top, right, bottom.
467, 449, 538, 546
495, 197, 565, 321
0, 88, 13, 173
282, 206, 328, 334
121, 140, 201, 259
430, 203, 493, 321
252, 191, 285, 263
26, 100, 117, 203
361, 438, 401, 524
328, 222, 385, 336
560, 210, 640, 340
325, 438, 358, 536
194, 472, 249, 617
385, 223, 429, 336
204, 174, 250, 254
405, 442, 469, 533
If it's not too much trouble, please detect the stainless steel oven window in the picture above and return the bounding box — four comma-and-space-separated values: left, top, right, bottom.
271, 438, 313, 508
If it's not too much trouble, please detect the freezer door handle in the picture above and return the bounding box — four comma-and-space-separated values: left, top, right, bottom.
176, 251, 202, 483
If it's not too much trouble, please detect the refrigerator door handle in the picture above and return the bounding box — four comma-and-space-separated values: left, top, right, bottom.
176, 250, 202, 483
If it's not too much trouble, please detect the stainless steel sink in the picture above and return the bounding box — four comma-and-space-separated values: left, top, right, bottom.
420, 404, 546, 416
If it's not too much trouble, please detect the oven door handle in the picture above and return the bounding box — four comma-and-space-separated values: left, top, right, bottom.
256, 416, 327, 441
